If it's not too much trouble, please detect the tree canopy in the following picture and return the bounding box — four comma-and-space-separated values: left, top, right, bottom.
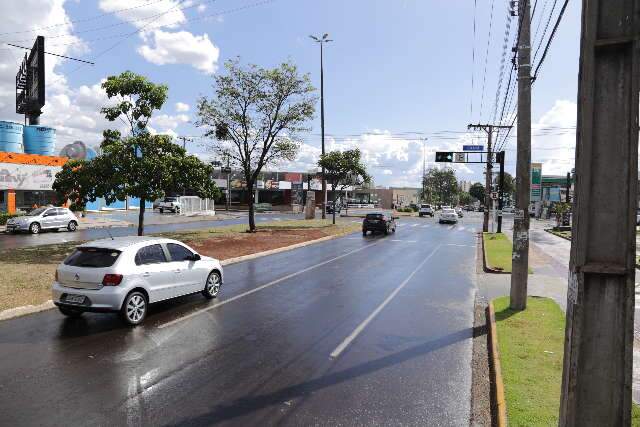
469, 182, 486, 204
196, 58, 316, 231
421, 167, 459, 206
318, 149, 371, 223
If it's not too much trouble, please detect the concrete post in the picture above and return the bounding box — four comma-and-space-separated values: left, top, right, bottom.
559, 0, 639, 424
509, 0, 531, 311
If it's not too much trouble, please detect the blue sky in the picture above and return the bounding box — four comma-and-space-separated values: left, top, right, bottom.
0, 0, 582, 187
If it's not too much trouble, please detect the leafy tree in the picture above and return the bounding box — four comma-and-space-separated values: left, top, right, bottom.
493, 172, 515, 200
196, 59, 316, 231
421, 167, 459, 206
469, 182, 486, 205
318, 149, 371, 224
458, 191, 474, 206
54, 71, 219, 235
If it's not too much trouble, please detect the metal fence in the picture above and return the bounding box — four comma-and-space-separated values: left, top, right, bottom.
178, 196, 215, 216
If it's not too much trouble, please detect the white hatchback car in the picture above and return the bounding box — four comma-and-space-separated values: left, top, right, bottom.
52, 237, 223, 325
438, 208, 459, 224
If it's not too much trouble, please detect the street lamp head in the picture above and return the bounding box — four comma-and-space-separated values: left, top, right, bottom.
309, 35, 319, 41
322, 33, 329, 40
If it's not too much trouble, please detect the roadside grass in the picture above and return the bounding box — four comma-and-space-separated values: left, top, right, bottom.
545, 228, 572, 241
0, 219, 360, 313
494, 296, 640, 426
483, 232, 513, 273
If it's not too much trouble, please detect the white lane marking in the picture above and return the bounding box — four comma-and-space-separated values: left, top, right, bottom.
448, 225, 455, 230
273, 218, 282, 221
410, 224, 418, 228
445, 244, 475, 248
157, 241, 383, 329
329, 245, 442, 359
351, 220, 360, 223
390, 239, 417, 243
421, 224, 430, 228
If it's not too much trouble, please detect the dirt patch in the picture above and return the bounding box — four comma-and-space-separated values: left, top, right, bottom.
471, 294, 492, 426
0, 263, 57, 312
188, 228, 329, 260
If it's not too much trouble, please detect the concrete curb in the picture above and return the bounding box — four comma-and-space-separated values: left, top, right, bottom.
486, 301, 508, 427
0, 300, 55, 321
481, 233, 510, 274
544, 228, 571, 241
0, 230, 356, 322
220, 232, 351, 266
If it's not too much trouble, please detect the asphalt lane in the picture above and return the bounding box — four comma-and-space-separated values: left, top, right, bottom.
0, 212, 304, 250
0, 213, 482, 426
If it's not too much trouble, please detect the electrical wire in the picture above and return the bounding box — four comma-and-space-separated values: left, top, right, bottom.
532, 0, 570, 80
478, 0, 496, 120
470, 0, 478, 121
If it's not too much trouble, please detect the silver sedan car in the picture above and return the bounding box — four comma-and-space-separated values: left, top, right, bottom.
6, 207, 79, 234
52, 236, 224, 325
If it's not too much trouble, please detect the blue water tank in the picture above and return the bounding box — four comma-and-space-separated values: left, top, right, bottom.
0, 121, 24, 153
24, 125, 56, 156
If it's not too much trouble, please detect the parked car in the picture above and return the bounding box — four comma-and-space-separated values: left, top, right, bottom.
438, 208, 458, 224
418, 203, 434, 217
6, 207, 78, 234
455, 207, 464, 218
52, 237, 223, 326
159, 196, 181, 213
362, 212, 397, 236
463, 205, 475, 211
476, 206, 485, 212
326, 202, 342, 214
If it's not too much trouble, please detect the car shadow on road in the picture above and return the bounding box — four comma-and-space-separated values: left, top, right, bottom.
161, 327, 476, 427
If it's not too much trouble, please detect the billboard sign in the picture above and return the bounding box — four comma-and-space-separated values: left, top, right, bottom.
530, 163, 542, 201
0, 162, 60, 190
16, 36, 45, 115
463, 145, 484, 152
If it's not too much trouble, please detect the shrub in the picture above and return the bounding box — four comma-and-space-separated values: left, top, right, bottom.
0, 212, 23, 225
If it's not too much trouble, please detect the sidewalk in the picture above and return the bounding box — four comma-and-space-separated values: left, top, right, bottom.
478, 218, 640, 402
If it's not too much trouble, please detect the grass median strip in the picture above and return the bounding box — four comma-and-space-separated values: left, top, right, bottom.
483, 232, 513, 273
493, 296, 640, 426
0, 219, 360, 313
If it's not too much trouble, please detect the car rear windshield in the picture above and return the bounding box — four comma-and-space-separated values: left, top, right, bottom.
64, 247, 121, 268
365, 214, 384, 220
421, 204, 430, 208
164, 197, 177, 202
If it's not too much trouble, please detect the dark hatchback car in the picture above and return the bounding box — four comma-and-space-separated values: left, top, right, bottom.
362, 213, 397, 236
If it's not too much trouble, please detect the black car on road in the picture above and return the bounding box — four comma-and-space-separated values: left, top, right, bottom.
362, 212, 396, 236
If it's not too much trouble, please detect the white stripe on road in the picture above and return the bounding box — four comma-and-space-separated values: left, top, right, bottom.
410, 224, 418, 228
329, 245, 442, 359
445, 244, 475, 248
391, 239, 417, 243
157, 241, 382, 329
421, 224, 431, 228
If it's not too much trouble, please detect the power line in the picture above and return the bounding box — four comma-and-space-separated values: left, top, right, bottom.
470, 0, 478, 121
491, 5, 514, 123
478, 0, 496, 120
532, 0, 569, 80
532, 0, 560, 63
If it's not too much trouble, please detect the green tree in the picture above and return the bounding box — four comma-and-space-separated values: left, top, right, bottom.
493, 172, 515, 200
318, 149, 371, 224
196, 59, 316, 231
469, 182, 486, 205
458, 191, 474, 206
54, 71, 219, 235
421, 167, 459, 206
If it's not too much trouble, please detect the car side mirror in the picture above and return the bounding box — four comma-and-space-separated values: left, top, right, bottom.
187, 254, 201, 261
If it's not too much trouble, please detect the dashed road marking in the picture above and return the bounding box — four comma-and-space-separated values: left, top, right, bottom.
330, 245, 442, 359
157, 240, 383, 329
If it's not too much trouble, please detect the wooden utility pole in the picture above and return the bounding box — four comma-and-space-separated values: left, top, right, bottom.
559, 0, 639, 424
509, 0, 531, 311
467, 123, 512, 232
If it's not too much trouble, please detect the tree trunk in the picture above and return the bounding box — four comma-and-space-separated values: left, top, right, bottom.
332, 189, 337, 225
137, 197, 145, 236
247, 181, 256, 232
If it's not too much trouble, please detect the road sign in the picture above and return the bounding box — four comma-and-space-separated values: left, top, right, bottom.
463, 145, 484, 152
454, 153, 465, 162
491, 192, 498, 200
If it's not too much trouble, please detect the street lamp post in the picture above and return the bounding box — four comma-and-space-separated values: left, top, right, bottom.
310, 33, 333, 220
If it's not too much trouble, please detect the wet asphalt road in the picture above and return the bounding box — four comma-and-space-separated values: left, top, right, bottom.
1, 214, 481, 426
0, 212, 304, 250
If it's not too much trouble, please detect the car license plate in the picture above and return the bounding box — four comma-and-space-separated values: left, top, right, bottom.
66, 294, 85, 304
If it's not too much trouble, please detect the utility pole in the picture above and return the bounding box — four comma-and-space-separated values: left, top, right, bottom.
509, 0, 531, 311
467, 123, 512, 232
422, 138, 427, 201
310, 34, 333, 220
565, 171, 571, 203
497, 151, 505, 233
177, 136, 193, 151
559, 1, 639, 424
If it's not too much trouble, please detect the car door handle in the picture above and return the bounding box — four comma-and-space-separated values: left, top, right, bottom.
143, 272, 151, 277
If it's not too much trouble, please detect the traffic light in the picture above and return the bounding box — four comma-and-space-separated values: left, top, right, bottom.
435, 152, 453, 162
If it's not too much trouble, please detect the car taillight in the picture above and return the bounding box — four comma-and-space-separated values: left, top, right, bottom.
102, 274, 123, 286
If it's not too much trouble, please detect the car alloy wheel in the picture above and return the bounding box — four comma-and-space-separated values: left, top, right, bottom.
29, 222, 40, 234
67, 221, 77, 232
203, 271, 221, 299
122, 292, 147, 325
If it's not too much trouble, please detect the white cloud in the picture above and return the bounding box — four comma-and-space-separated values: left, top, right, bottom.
197, 4, 207, 12
98, 0, 186, 31
150, 113, 189, 130
137, 29, 220, 73
175, 102, 190, 112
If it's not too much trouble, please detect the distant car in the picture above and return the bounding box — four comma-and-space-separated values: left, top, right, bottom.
438, 208, 458, 224
362, 212, 396, 236
52, 237, 223, 326
418, 204, 434, 217
476, 206, 485, 212
503, 206, 515, 214
6, 207, 79, 234
455, 207, 464, 218
326, 202, 342, 214
463, 205, 474, 211
159, 196, 181, 213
